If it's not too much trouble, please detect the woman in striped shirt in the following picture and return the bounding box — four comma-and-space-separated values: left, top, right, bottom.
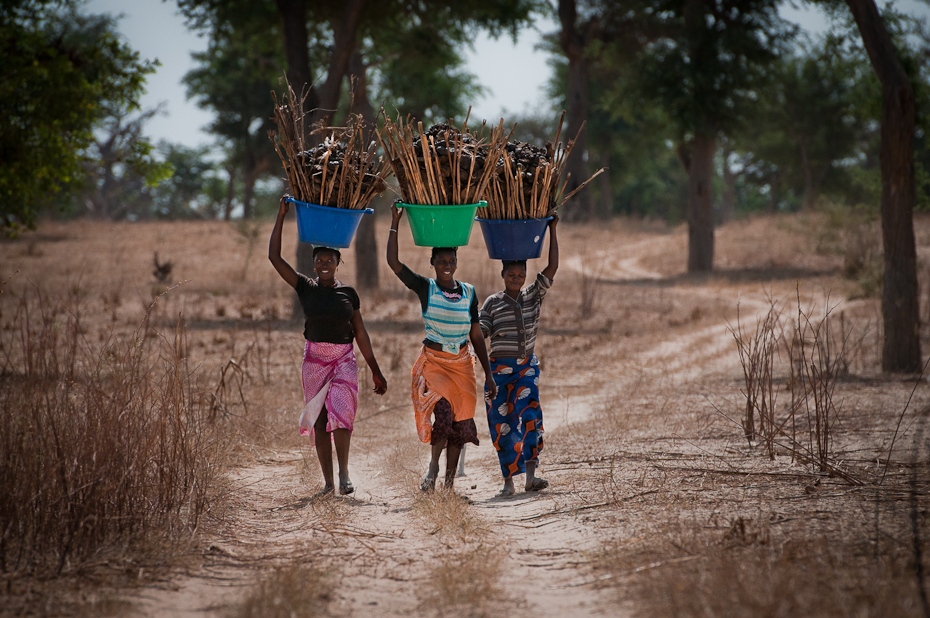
386, 204, 497, 491
479, 216, 559, 497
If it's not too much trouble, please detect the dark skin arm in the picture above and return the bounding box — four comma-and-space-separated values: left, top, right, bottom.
386, 203, 405, 274
541, 214, 559, 282
269, 195, 299, 289
470, 322, 497, 401
351, 310, 388, 395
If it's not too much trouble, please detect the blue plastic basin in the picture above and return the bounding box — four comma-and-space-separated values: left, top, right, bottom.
476, 217, 553, 260
288, 197, 373, 248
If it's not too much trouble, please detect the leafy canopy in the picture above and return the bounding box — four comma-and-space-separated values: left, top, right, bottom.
0, 0, 158, 231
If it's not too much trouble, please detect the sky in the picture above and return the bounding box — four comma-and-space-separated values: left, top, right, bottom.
85, 1, 929, 152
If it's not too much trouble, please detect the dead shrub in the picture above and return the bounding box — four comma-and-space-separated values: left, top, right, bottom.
232, 560, 335, 618
784, 291, 852, 479
730, 298, 783, 457
412, 489, 486, 542
728, 290, 861, 483
417, 545, 506, 618
0, 284, 226, 576
628, 539, 922, 618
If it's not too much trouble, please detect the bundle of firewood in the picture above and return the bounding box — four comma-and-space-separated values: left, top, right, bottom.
377, 113, 509, 205
270, 87, 390, 209
484, 112, 603, 220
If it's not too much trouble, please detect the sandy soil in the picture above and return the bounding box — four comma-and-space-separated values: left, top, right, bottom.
3, 211, 930, 617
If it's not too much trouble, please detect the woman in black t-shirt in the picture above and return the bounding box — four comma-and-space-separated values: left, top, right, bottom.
269, 196, 387, 497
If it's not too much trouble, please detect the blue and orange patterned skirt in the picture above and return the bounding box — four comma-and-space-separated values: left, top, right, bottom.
485, 355, 544, 479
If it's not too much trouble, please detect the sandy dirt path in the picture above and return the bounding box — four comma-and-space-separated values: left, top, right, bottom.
132, 392, 626, 616
132, 243, 785, 617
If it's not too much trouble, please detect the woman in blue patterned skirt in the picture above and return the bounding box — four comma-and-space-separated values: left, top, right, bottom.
479, 216, 558, 497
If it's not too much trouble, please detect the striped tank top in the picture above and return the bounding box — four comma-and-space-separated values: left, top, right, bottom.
423, 278, 474, 353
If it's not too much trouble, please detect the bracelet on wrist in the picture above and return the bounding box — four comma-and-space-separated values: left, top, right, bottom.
389, 228, 398, 233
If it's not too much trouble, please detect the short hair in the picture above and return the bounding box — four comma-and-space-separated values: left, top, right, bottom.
501, 260, 527, 271
430, 246, 458, 263
312, 246, 342, 263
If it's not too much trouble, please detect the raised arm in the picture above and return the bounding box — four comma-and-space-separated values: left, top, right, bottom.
351, 310, 387, 395
386, 203, 405, 274
541, 214, 559, 282
470, 322, 497, 401
269, 195, 299, 288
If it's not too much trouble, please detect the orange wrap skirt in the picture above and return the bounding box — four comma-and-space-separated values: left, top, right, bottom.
410, 345, 478, 443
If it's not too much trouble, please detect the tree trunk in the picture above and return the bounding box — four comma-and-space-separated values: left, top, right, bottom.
349, 51, 379, 291
683, 0, 715, 272
597, 150, 612, 218
799, 141, 817, 210
847, 0, 921, 373
721, 144, 736, 224
686, 131, 715, 273
275, 0, 317, 114
558, 0, 593, 222
223, 164, 236, 221
312, 0, 366, 125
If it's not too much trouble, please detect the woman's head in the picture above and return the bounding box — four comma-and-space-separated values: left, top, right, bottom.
430, 247, 458, 282
501, 260, 527, 293
312, 246, 341, 281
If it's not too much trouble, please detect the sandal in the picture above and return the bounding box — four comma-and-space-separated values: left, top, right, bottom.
313, 486, 335, 499
526, 477, 549, 492
339, 480, 354, 496
420, 474, 437, 492
497, 487, 515, 498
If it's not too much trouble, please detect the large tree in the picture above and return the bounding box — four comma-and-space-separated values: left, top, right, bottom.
734, 36, 877, 211
79, 104, 171, 220
0, 1, 158, 232
843, 0, 921, 372
556, 0, 598, 221
182, 3, 284, 219
637, 0, 792, 272
177, 0, 541, 297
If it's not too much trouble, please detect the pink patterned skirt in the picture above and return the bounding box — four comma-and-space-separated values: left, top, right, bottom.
298, 341, 358, 440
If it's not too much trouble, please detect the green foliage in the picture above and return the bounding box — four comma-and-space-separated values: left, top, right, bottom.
733, 34, 879, 210
636, 0, 794, 137
149, 142, 222, 219
181, 2, 286, 218
0, 1, 157, 232
370, 24, 487, 123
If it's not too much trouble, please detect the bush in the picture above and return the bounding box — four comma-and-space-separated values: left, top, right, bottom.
0, 284, 225, 575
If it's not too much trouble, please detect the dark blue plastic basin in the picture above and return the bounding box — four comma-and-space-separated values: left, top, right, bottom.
288, 197, 373, 248
476, 217, 553, 260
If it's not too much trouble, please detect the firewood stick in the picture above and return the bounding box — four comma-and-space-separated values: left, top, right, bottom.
559, 167, 605, 207
429, 135, 447, 204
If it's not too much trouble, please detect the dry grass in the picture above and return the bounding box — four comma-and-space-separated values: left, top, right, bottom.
5, 210, 930, 616
412, 489, 488, 542
594, 521, 926, 618
416, 544, 506, 618
231, 559, 336, 618
0, 282, 226, 578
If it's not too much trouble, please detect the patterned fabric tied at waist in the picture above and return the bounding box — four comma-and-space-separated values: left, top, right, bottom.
410, 345, 477, 443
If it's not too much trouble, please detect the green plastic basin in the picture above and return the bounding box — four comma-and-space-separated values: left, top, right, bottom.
396, 201, 487, 247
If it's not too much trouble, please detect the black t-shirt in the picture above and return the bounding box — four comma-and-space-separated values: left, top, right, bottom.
295, 274, 360, 344
396, 265, 479, 321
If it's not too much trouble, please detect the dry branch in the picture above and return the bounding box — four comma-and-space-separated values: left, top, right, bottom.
269, 83, 391, 209
377, 112, 508, 205
484, 112, 604, 220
